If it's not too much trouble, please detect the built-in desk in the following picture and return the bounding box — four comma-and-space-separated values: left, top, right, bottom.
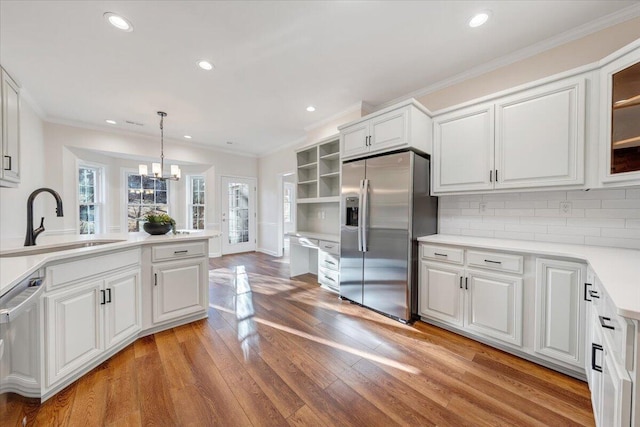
287, 231, 340, 292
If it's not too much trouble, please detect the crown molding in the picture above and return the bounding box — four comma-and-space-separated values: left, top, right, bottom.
376, 3, 640, 110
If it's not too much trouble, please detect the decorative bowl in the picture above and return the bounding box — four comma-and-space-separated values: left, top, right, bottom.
143, 222, 172, 235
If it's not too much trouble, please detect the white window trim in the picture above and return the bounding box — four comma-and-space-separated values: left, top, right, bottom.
76, 160, 106, 235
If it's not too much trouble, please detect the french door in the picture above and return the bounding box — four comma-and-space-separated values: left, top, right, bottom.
221, 176, 256, 254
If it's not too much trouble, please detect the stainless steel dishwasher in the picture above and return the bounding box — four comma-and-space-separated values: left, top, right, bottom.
0, 270, 44, 398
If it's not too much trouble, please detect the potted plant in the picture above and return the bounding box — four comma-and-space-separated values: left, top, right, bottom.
142, 212, 176, 235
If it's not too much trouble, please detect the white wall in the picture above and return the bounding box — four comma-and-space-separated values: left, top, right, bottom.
0, 100, 45, 240
34, 122, 256, 243
439, 189, 640, 249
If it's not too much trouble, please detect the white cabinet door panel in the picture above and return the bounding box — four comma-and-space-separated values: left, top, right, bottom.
433, 104, 494, 193
419, 261, 464, 327
601, 345, 632, 427
45, 280, 103, 387
104, 269, 141, 349
369, 108, 408, 153
535, 259, 585, 367
341, 122, 369, 159
1, 68, 20, 183
465, 271, 523, 346
495, 79, 584, 189
153, 258, 207, 324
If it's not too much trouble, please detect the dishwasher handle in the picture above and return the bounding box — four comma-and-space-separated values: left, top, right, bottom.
0, 277, 44, 324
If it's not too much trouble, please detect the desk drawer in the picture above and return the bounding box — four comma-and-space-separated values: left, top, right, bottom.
152, 241, 207, 262
421, 244, 464, 265
319, 250, 339, 271
319, 240, 339, 255
290, 236, 319, 248
318, 266, 339, 291
467, 250, 523, 274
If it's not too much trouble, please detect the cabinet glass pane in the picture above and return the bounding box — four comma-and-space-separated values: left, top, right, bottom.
611, 61, 640, 174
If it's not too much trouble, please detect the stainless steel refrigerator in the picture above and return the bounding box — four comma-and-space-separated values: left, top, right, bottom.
340, 150, 437, 323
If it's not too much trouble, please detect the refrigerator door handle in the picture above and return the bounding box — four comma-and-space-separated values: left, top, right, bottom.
362, 179, 370, 252
358, 179, 364, 252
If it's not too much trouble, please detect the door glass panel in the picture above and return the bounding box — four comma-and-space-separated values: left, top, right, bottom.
227, 182, 249, 245
611, 61, 640, 174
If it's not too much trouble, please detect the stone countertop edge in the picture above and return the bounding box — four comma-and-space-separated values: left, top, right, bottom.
287, 231, 340, 243
418, 234, 640, 321
0, 231, 219, 298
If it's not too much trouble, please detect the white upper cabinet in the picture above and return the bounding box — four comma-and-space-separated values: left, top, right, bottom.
432, 104, 494, 192
339, 99, 431, 161
495, 78, 585, 189
599, 39, 640, 186
432, 75, 586, 195
1, 67, 20, 187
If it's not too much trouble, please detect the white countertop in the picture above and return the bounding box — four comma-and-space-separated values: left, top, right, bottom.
0, 231, 219, 298
287, 231, 340, 243
418, 234, 640, 321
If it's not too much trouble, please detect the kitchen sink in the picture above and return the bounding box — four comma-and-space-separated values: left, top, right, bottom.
0, 240, 125, 257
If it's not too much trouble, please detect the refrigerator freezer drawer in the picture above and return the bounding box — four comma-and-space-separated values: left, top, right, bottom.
467, 250, 524, 274
421, 244, 464, 265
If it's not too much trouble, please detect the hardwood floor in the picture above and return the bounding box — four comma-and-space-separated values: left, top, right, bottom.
2, 251, 594, 426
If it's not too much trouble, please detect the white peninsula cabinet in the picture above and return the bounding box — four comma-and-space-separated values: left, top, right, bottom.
43, 249, 141, 393
432, 75, 586, 194
339, 98, 431, 161
144, 241, 208, 330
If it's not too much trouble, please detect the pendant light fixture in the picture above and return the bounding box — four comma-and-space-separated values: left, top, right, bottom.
139, 111, 181, 180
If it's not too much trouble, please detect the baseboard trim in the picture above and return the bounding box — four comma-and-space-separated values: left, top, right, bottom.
257, 247, 279, 257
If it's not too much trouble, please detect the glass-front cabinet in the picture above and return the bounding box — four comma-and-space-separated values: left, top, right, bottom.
600, 40, 640, 184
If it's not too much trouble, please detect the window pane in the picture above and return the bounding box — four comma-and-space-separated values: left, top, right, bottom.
128, 174, 141, 189
156, 179, 167, 191
128, 189, 141, 204
143, 190, 155, 204
156, 190, 167, 204
142, 175, 155, 189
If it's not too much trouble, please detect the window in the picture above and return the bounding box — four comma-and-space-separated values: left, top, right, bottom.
227, 182, 249, 244
127, 173, 168, 232
78, 166, 102, 234
189, 176, 205, 230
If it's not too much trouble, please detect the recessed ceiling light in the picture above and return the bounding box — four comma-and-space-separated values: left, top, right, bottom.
469, 11, 490, 28
306, 105, 316, 112
104, 12, 133, 32
105, 119, 117, 125
197, 60, 214, 71
184, 135, 192, 139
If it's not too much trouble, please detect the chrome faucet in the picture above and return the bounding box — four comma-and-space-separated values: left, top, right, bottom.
24, 188, 64, 246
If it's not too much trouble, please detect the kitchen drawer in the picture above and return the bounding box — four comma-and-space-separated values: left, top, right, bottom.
152, 241, 207, 263
47, 249, 140, 290
420, 244, 464, 265
593, 278, 635, 371
319, 250, 339, 271
318, 266, 339, 291
467, 250, 523, 274
319, 240, 339, 255
290, 236, 319, 249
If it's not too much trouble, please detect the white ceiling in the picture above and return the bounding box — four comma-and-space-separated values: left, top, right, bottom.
1, 1, 639, 157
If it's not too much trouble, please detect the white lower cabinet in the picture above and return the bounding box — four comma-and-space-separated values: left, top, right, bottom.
44, 267, 140, 388
419, 261, 523, 347
534, 258, 586, 368
152, 257, 208, 324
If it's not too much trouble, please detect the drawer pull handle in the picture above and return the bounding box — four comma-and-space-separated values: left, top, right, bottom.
174, 250, 189, 254
591, 343, 603, 372
584, 282, 592, 302
325, 260, 336, 266
100, 289, 106, 305
325, 245, 334, 249
484, 259, 502, 264
106, 288, 112, 303
434, 253, 448, 257
465, 277, 468, 290
459, 276, 463, 289
3, 155, 11, 171
599, 316, 615, 330
154, 273, 158, 286
589, 290, 600, 299
325, 276, 335, 282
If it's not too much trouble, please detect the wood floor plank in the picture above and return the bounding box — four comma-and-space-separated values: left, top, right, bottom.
3, 251, 594, 426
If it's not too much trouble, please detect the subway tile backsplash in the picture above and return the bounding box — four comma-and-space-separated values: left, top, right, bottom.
438, 189, 640, 250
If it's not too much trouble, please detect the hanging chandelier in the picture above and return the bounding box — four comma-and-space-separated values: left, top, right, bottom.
138, 111, 181, 180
